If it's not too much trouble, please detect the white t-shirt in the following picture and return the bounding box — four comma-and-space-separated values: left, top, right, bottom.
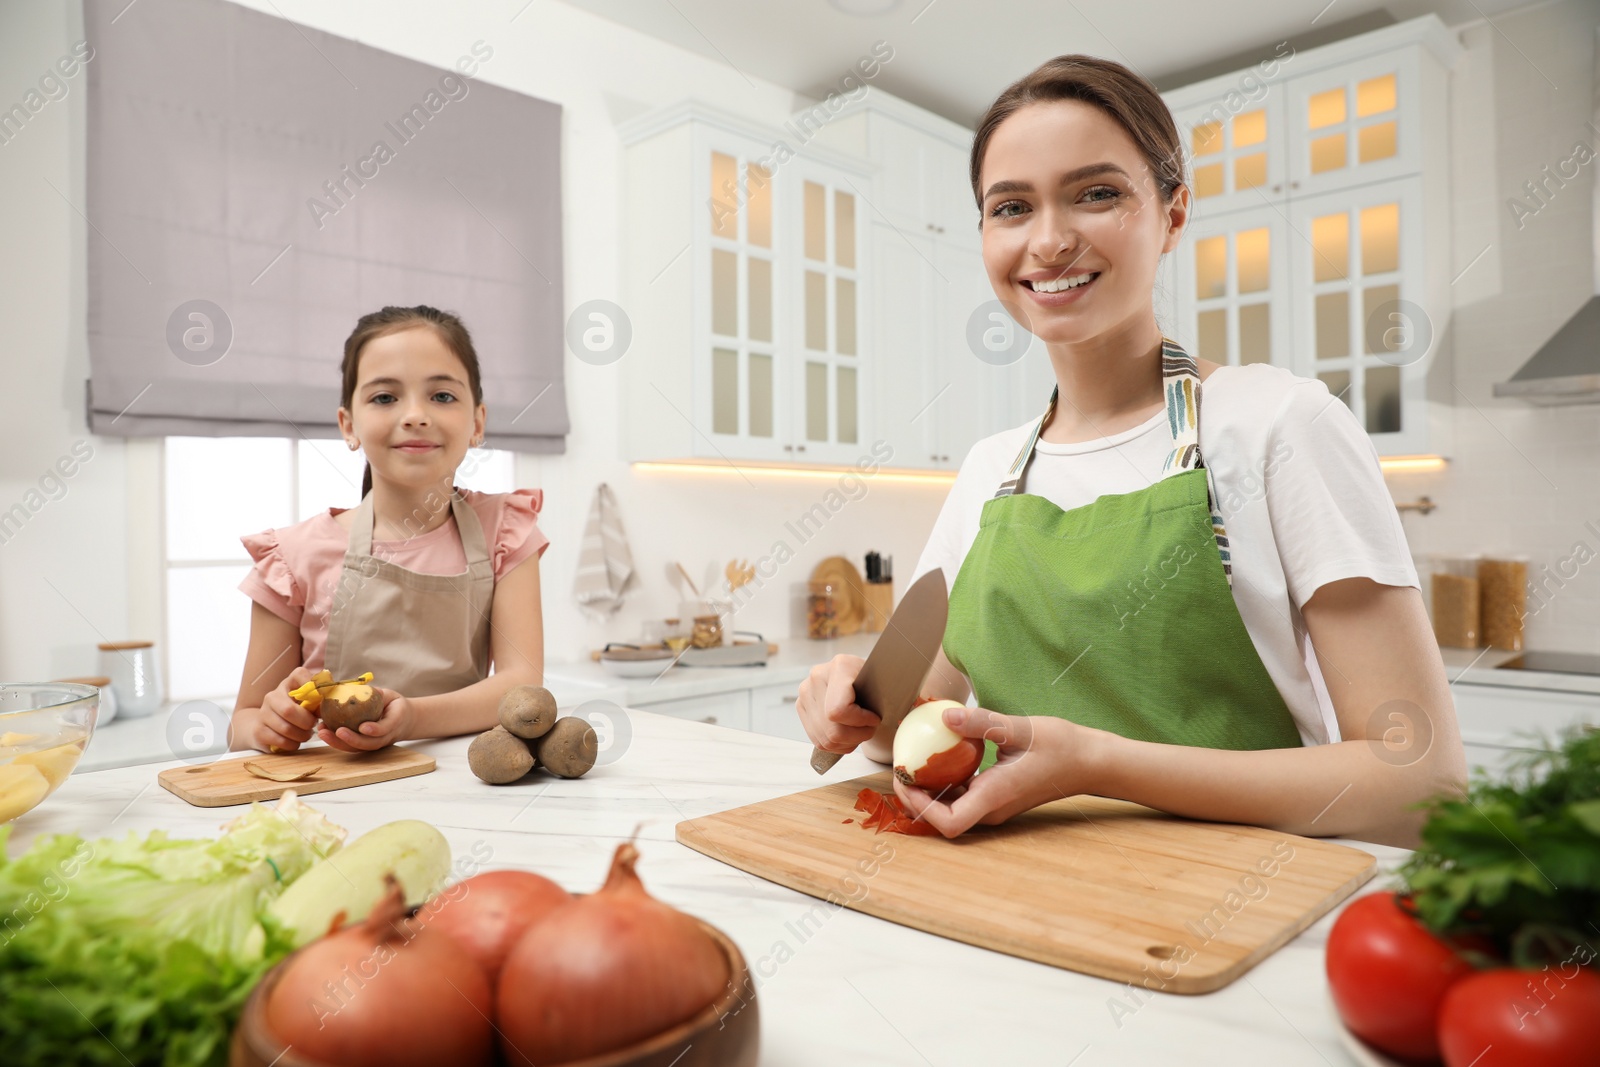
910, 362, 1420, 747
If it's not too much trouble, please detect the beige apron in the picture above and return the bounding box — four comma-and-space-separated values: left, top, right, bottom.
323, 489, 494, 697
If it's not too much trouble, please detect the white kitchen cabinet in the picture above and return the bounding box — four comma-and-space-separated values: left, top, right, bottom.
836, 100, 979, 251
1171, 200, 1296, 370
1163, 15, 1461, 458
749, 682, 810, 742
867, 225, 1016, 470
629, 689, 752, 731
1450, 683, 1600, 751
618, 103, 871, 467
1462, 742, 1547, 781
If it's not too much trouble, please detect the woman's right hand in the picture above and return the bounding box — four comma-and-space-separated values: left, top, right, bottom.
237, 666, 320, 753
796, 654, 882, 755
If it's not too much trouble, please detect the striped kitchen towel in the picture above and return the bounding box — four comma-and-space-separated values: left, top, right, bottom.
572, 483, 638, 620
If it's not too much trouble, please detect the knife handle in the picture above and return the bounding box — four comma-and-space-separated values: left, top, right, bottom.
810, 746, 844, 774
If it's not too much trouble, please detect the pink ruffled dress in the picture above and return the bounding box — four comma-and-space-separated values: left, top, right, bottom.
239, 488, 549, 672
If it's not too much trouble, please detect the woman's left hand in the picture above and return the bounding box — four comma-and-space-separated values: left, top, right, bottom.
893, 706, 1092, 838
316, 686, 411, 752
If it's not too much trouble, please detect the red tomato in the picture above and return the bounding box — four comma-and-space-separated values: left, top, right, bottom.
1438, 966, 1600, 1067
1326, 892, 1475, 1063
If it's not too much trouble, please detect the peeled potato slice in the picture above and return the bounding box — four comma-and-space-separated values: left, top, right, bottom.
245, 760, 323, 782
13, 741, 82, 791
0, 763, 51, 823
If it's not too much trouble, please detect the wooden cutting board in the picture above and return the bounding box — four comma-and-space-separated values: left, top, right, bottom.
157, 747, 436, 807
676, 772, 1376, 994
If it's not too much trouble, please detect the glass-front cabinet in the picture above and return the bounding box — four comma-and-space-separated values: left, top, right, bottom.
620, 104, 870, 466
1176, 203, 1294, 369
1164, 16, 1461, 457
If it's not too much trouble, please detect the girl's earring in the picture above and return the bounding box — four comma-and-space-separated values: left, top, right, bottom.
347, 439, 360, 451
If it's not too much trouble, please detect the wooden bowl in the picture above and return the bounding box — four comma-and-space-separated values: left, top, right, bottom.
231, 918, 759, 1067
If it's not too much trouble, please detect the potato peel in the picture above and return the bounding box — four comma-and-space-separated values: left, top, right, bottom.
244, 760, 323, 783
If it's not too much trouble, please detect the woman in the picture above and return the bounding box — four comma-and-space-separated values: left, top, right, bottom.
797, 56, 1465, 849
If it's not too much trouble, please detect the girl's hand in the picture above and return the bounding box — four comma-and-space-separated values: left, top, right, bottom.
892, 707, 1088, 838
242, 667, 320, 753
316, 686, 411, 752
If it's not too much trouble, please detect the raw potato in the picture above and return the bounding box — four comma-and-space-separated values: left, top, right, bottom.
469, 726, 536, 785
13, 741, 84, 791
535, 717, 599, 779
0, 763, 51, 823
499, 684, 557, 741
320, 679, 384, 731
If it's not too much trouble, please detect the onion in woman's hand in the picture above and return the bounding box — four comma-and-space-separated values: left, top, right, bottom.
893, 699, 982, 791
265, 874, 495, 1067
414, 869, 571, 984
497, 839, 730, 1065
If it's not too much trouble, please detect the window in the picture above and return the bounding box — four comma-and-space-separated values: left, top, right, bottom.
162, 438, 514, 700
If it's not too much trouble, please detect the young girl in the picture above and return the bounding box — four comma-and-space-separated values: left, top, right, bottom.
231, 305, 548, 754
797, 56, 1467, 849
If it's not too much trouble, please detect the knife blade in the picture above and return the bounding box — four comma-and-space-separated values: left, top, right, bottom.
809, 568, 949, 774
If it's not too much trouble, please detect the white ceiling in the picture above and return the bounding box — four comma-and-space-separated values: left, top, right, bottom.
556, 0, 1545, 128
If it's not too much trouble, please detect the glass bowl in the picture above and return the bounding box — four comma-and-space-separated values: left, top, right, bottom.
0, 683, 99, 825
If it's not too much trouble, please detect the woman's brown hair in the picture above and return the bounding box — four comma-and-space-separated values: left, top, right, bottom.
969, 55, 1187, 223
340, 305, 485, 498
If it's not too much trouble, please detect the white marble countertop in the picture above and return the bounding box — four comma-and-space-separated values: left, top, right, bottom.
76, 635, 884, 774
18, 708, 1405, 1066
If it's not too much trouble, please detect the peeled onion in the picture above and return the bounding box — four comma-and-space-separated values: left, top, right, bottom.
893, 699, 982, 790
265, 874, 494, 1067
414, 869, 571, 983
497, 840, 729, 1065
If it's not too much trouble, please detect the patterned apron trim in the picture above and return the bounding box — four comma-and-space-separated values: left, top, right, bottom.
994, 336, 1232, 585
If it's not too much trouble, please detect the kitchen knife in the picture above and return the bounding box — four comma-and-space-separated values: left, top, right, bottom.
809, 568, 949, 774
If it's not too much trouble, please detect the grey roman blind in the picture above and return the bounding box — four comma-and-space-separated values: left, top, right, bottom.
83, 0, 568, 451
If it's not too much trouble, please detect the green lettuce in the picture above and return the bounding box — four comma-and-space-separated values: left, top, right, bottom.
0, 791, 347, 1067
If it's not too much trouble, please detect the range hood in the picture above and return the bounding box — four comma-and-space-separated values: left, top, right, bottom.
1494, 25, 1600, 405
1492, 297, 1600, 404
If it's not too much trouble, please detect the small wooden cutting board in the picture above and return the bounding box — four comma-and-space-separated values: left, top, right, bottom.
158, 747, 436, 807
676, 772, 1377, 994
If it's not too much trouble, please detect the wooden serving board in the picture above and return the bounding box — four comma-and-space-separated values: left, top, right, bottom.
676, 772, 1376, 994
157, 747, 436, 807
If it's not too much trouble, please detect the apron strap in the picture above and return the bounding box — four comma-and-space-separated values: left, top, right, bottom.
345, 488, 491, 567
990, 336, 1233, 585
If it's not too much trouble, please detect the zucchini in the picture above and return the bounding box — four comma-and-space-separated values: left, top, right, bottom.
268, 820, 450, 946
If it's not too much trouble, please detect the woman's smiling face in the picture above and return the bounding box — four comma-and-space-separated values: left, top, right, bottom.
977, 99, 1188, 346
341, 325, 485, 491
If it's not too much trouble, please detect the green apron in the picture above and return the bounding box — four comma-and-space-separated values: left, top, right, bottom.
944, 337, 1304, 771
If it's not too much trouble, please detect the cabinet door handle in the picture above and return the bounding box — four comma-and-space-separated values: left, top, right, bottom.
699, 716, 718, 725
931, 453, 939, 462
783, 444, 793, 452
797, 444, 807, 452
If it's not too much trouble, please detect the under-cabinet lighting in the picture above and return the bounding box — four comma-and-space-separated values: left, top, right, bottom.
632, 461, 956, 485
1378, 455, 1449, 474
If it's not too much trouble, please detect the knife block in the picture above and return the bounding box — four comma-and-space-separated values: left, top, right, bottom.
861, 580, 894, 634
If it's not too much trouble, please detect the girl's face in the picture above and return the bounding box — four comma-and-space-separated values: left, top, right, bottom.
977, 99, 1189, 346
337, 325, 485, 492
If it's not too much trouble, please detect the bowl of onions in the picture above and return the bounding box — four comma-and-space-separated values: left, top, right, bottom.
232, 844, 759, 1067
